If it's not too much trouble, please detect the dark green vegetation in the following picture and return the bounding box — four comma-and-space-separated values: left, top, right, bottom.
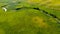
0, 0, 60, 34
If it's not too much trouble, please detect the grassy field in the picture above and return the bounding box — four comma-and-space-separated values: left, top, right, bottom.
0, 0, 60, 34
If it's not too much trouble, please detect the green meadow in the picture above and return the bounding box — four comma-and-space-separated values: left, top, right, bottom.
0, 0, 60, 34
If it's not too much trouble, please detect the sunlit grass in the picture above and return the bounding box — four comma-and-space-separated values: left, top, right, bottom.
0, 0, 60, 34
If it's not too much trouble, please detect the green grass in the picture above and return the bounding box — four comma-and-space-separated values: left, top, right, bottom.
0, 0, 60, 34
0, 8, 60, 34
